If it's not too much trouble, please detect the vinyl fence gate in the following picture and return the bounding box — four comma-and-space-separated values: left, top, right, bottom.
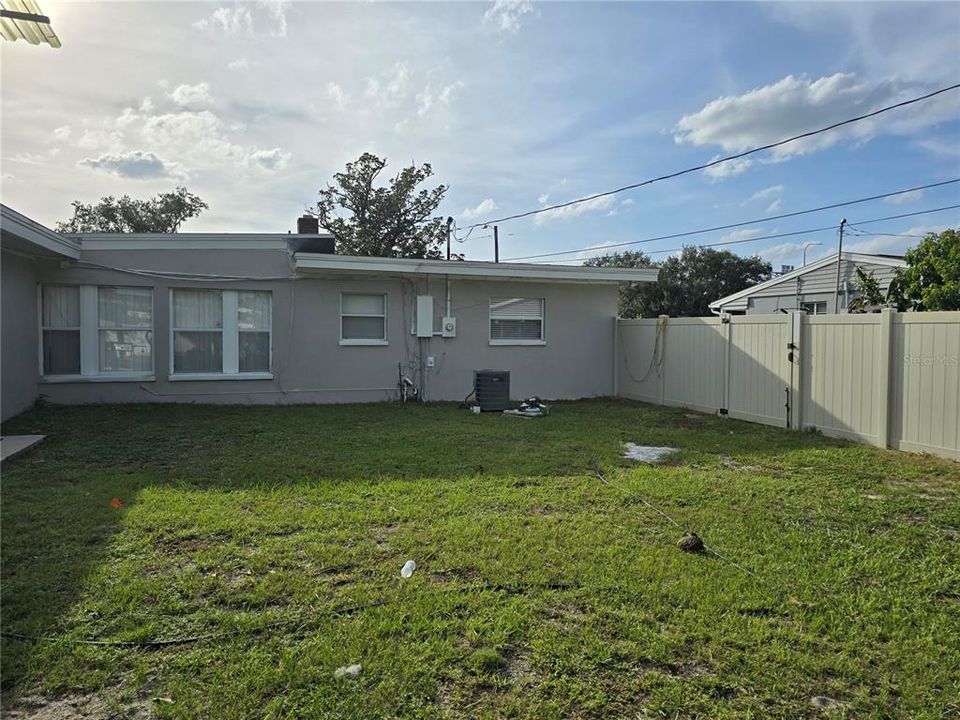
615, 309, 960, 461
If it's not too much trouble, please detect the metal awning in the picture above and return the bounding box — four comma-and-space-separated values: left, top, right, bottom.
1, 0, 60, 48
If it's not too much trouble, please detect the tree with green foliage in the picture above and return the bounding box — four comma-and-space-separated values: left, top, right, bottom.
890, 228, 960, 311
311, 153, 448, 258
583, 250, 657, 318
56, 187, 207, 233
586, 246, 771, 317
849, 266, 886, 312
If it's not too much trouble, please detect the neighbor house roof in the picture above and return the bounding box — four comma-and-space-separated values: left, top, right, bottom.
709, 252, 906, 313
294, 253, 659, 284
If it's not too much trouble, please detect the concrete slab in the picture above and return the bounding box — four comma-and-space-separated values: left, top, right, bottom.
1, 435, 45, 462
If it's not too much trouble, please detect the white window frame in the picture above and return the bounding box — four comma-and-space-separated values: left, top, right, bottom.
801, 301, 828, 315
339, 293, 388, 346
489, 297, 546, 346
38, 284, 155, 383
169, 289, 273, 381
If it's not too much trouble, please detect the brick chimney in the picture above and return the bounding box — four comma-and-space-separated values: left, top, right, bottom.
297, 215, 319, 234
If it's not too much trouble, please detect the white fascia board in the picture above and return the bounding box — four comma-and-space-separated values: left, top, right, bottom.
294, 253, 659, 284
75, 234, 309, 251
708, 252, 906, 310
0, 204, 81, 259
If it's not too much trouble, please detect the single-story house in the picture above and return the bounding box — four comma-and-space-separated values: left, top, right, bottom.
0, 205, 658, 421
709, 252, 907, 316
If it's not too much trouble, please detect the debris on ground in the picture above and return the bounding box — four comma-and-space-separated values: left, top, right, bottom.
622, 443, 676, 463
810, 696, 843, 711
503, 397, 549, 418
400, 559, 417, 578
677, 532, 705, 553
519, 397, 548, 414
110, 498, 123, 508
334, 664, 363, 679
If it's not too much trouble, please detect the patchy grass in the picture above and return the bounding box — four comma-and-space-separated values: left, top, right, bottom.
1, 399, 958, 719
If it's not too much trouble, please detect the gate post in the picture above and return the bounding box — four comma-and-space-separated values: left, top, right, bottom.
789, 311, 804, 430
721, 314, 731, 416
876, 308, 894, 449
612, 316, 619, 397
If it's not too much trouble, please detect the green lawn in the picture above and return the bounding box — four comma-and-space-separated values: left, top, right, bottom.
1, 400, 958, 719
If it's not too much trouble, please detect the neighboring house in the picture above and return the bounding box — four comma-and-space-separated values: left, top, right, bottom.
709, 252, 907, 316
0, 205, 658, 420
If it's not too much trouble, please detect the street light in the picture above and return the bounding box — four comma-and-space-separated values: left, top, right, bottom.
802, 242, 822, 266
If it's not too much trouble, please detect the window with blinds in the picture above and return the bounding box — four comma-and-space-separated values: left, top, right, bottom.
41, 285, 81, 374
341, 293, 387, 344
489, 297, 545, 344
41, 285, 153, 377
171, 289, 271, 376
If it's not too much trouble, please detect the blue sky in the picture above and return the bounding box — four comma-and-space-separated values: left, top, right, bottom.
2, 1, 958, 268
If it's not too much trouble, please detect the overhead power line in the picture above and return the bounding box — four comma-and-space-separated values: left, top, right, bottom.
463, 82, 960, 229
504, 179, 960, 262
553, 204, 959, 266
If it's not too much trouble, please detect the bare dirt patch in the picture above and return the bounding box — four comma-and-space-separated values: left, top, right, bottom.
4, 691, 151, 720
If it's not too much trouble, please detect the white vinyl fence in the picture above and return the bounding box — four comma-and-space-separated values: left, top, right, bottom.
615, 310, 960, 460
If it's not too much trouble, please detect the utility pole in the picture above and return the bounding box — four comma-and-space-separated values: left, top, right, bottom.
446, 217, 453, 260
833, 218, 847, 314
493, 225, 499, 263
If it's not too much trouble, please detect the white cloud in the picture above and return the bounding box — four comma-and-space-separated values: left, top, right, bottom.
10, 152, 49, 165
533, 194, 615, 225
717, 228, 765, 244
461, 198, 497, 220
759, 241, 814, 266
914, 137, 959, 158
748, 185, 783, 202
257, 0, 290, 37
484, 0, 533, 33
136, 109, 290, 173
79, 150, 181, 180
703, 156, 752, 180
227, 58, 250, 71
675, 73, 959, 173
327, 82, 347, 111
193, 6, 254, 35
52, 125, 72, 142
537, 193, 549, 204
621, 198, 635, 206
883, 189, 923, 205
766, 198, 783, 214
365, 63, 411, 107
75, 126, 123, 151
247, 147, 291, 171
170, 82, 212, 108
417, 80, 465, 118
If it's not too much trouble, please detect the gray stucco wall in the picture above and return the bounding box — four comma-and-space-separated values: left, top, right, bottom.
30, 248, 619, 406
1, 249, 40, 420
